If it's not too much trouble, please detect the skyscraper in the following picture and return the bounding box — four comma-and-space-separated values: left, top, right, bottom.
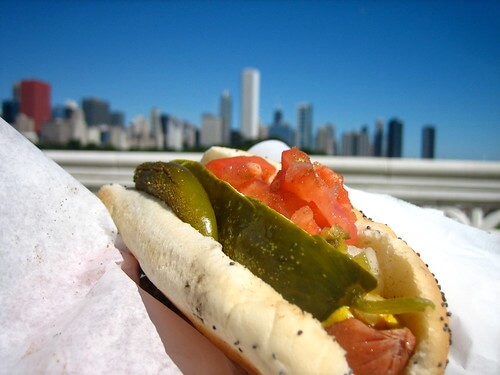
219, 90, 232, 145
2, 100, 19, 124
19, 79, 51, 134
373, 119, 384, 157
422, 125, 436, 159
268, 108, 294, 146
201, 113, 223, 147
110, 111, 125, 127
150, 107, 163, 149
297, 102, 313, 150
386, 118, 404, 158
240, 68, 260, 140
341, 131, 359, 156
316, 123, 336, 155
358, 126, 372, 156
82, 97, 110, 126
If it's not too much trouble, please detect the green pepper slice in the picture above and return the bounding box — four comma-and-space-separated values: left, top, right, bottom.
353, 296, 435, 315
177, 160, 377, 321
134, 161, 218, 240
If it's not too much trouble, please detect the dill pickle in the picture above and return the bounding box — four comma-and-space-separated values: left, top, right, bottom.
177, 160, 377, 321
134, 161, 218, 240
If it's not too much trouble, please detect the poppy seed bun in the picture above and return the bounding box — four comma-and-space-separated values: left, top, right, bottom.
98, 185, 350, 375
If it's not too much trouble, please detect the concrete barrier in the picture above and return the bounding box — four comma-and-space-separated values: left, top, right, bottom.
44, 150, 500, 233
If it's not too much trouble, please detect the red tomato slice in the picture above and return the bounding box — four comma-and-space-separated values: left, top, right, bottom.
205, 156, 277, 189
205, 148, 357, 242
326, 318, 416, 375
276, 148, 357, 242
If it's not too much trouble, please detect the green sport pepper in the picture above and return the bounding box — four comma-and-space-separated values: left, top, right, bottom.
134, 161, 218, 240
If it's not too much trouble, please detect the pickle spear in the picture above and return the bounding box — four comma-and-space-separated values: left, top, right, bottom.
177, 160, 377, 321
134, 161, 218, 240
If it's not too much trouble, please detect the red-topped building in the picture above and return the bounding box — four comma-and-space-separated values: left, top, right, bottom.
19, 79, 51, 133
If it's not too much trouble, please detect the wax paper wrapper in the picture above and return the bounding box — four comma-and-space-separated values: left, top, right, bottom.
1, 121, 499, 374
0, 118, 240, 374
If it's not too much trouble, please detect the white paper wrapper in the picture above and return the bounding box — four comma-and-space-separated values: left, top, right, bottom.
1, 123, 499, 374
0, 119, 182, 374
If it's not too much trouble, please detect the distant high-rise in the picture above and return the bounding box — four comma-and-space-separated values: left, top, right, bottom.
422, 125, 436, 159
201, 113, 223, 147
110, 111, 125, 127
183, 122, 198, 149
268, 108, 294, 146
2, 99, 19, 124
386, 118, 404, 158
316, 123, 336, 155
219, 90, 232, 145
150, 107, 163, 149
358, 126, 372, 156
167, 118, 183, 151
373, 119, 384, 157
19, 79, 51, 133
159, 114, 183, 151
297, 103, 313, 150
82, 97, 110, 126
240, 68, 260, 140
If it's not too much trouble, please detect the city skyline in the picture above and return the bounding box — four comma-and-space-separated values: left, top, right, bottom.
1, 1, 499, 160
2, 76, 431, 158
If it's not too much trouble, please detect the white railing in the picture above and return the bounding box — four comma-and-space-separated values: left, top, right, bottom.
44, 150, 500, 233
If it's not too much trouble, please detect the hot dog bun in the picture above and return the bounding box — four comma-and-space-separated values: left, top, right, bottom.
97, 146, 450, 374
98, 185, 350, 375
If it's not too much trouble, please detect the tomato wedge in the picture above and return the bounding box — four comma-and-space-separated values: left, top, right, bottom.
326, 318, 416, 375
204, 156, 276, 189
273, 148, 357, 241
206, 147, 357, 243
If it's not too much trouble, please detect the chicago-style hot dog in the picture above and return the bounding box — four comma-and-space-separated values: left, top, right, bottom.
97, 146, 451, 375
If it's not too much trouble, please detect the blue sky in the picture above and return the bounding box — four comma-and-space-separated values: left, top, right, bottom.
1, 0, 499, 160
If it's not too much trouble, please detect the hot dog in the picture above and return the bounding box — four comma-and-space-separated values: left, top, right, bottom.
97, 146, 451, 375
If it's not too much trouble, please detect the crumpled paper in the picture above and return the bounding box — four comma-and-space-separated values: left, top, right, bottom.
1, 120, 499, 374
0, 118, 232, 374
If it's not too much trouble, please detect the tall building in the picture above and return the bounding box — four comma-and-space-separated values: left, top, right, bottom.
422, 125, 436, 159
240, 68, 260, 140
167, 118, 183, 151
358, 126, 372, 156
386, 118, 404, 158
219, 90, 232, 145
82, 97, 110, 126
110, 111, 125, 127
2, 99, 19, 124
268, 108, 294, 146
66, 102, 89, 146
373, 119, 384, 157
341, 131, 358, 156
150, 107, 163, 149
183, 122, 198, 149
160, 114, 170, 150
316, 123, 336, 155
296, 102, 313, 150
158, 114, 183, 151
128, 114, 151, 148
19, 79, 51, 133
201, 113, 223, 147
